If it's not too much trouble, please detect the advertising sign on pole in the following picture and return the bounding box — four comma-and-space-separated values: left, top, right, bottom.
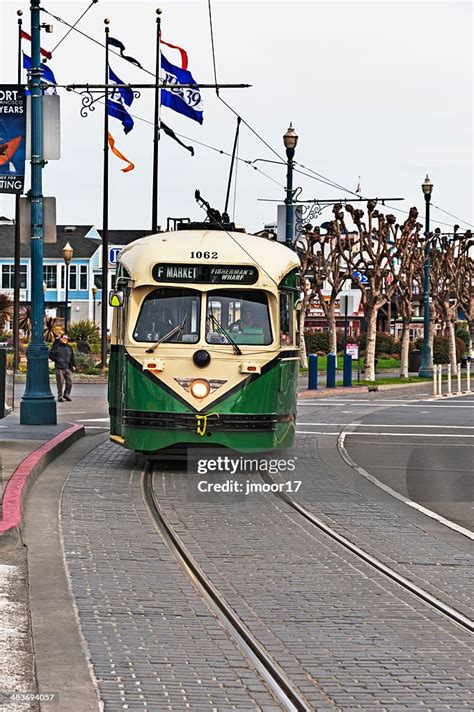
0, 85, 27, 194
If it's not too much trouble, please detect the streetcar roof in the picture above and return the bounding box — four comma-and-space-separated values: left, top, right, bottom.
117, 229, 300, 288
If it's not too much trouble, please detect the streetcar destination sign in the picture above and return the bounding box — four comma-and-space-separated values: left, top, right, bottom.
153, 263, 259, 284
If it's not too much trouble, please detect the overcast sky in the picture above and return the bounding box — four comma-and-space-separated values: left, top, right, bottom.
1, 0, 472, 234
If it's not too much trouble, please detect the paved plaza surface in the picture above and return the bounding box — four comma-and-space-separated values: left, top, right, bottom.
1, 383, 473, 710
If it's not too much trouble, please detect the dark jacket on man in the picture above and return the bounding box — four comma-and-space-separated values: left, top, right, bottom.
49, 340, 76, 370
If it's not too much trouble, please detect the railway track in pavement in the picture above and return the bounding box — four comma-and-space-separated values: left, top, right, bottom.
260, 470, 473, 635
143, 464, 312, 712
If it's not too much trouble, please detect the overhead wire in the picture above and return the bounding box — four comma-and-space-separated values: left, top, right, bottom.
44, 3, 468, 232
49, 0, 98, 55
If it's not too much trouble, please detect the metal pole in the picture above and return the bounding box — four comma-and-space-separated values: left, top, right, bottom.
343, 296, 348, 354
419, 189, 432, 377
20, 0, 56, 424
151, 9, 161, 232
100, 21, 110, 369
285, 146, 295, 249
13, 12, 23, 373
64, 262, 69, 332
93, 293, 96, 323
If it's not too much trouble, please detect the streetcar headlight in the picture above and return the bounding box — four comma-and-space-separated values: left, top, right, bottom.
190, 379, 210, 399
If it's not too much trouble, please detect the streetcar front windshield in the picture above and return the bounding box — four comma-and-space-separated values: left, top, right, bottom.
206, 290, 272, 346
133, 288, 200, 343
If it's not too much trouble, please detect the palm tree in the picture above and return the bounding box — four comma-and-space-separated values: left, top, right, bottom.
44, 316, 63, 343
0, 294, 13, 334
19, 305, 32, 340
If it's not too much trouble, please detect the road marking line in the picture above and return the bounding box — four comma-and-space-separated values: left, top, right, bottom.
298, 402, 474, 408
297, 422, 474, 430
76, 417, 110, 422
337, 430, 474, 541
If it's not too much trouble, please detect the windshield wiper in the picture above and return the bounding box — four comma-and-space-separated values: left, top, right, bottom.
146, 315, 187, 353
208, 312, 242, 355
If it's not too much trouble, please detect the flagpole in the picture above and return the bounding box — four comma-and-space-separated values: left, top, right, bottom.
151, 8, 162, 233
101, 19, 110, 369
13, 10, 23, 375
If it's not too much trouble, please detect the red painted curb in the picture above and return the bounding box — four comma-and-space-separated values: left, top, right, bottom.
0, 423, 84, 537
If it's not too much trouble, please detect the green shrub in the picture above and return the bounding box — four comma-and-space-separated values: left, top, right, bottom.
359, 332, 400, 356
74, 354, 99, 373
67, 320, 100, 342
455, 324, 470, 350
415, 335, 466, 363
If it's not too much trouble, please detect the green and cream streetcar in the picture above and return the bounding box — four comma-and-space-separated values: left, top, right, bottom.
108, 219, 301, 453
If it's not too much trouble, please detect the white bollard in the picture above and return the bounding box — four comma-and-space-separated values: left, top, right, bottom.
438, 364, 443, 396
457, 363, 462, 394
447, 365, 452, 396
432, 366, 438, 397
467, 363, 471, 393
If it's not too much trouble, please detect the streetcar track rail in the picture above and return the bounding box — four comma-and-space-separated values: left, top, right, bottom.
260, 471, 474, 635
142, 464, 312, 712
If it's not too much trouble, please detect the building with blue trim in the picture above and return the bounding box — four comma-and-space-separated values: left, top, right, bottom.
0, 223, 149, 330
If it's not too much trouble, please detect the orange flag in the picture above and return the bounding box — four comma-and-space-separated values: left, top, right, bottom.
108, 132, 134, 172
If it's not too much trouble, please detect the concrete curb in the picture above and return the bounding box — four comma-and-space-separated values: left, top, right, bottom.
0, 423, 85, 545
297, 380, 432, 398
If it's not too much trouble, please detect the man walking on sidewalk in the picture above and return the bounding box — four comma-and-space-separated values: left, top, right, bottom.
49, 333, 76, 402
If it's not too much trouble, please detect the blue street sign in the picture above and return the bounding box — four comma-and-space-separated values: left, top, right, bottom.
353, 270, 368, 285
109, 247, 121, 265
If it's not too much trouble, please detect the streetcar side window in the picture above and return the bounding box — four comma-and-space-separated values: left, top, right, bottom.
206, 290, 272, 346
280, 291, 294, 345
133, 288, 200, 343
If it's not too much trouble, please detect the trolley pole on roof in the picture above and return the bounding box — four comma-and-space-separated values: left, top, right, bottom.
20, 0, 57, 424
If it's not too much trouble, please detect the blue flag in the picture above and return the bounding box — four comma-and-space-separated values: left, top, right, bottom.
107, 66, 134, 134
161, 53, 203, 124
23, 53, 57, 93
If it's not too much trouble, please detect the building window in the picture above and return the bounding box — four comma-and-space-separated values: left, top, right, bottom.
43, 265, 57, 289
2, 264, 27, 289
79, 265, 88, 290
69, 265, 77, 290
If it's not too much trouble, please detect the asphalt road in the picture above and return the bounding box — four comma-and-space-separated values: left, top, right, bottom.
12, 381, 472, 533
297, 388, 474, 532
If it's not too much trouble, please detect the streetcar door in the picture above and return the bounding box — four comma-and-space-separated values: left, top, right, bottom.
109, 287, 128, 435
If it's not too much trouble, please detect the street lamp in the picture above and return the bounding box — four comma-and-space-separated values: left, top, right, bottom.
62, 241, 74, 333
92, 283, 98, 324
419, 174, 433, 377
283, 123, 298, 249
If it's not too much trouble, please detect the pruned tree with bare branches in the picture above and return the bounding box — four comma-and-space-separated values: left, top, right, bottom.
302, 207, 353, 357
393, 208, 424, 378
430, 228, 474, 373
339, 201, 399, 380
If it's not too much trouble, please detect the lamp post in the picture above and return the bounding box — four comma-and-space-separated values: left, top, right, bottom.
92, 284, 98, 324
283, 123, 298, 249
62, 241, 73, 333
20, 0, 56, 425
419, 174, 433, 377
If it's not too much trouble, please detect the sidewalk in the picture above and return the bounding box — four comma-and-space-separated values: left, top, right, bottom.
1, 383, 109, 543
